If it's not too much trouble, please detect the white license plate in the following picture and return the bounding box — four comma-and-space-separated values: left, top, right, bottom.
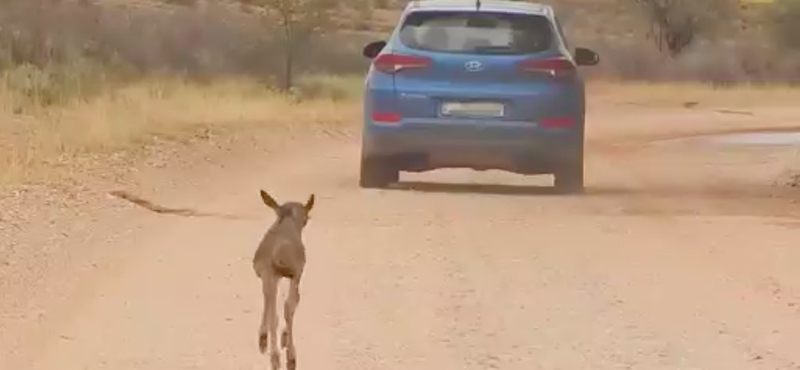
440, 101, 505, 118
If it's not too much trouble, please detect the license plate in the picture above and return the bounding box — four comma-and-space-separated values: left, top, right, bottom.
440, 101, 504, 118
429, 151, 506, 168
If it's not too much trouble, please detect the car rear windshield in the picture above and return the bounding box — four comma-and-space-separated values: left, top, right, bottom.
399, 11, 554, 55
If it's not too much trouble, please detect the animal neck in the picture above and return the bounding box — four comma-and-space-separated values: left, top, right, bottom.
272, 213, 303, 234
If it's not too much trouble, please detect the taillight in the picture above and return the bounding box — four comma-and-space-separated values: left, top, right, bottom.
540, 116, 573, 128
516, 57, 576, 79
373, 53, 431, 74
371, 111, 401, 123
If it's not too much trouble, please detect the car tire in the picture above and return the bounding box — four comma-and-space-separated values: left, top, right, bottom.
554, 158, 585, 194
359, 156, 399, 189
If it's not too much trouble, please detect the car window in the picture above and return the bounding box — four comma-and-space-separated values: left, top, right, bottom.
553, 16, 570, 50
399, 11, 554, 55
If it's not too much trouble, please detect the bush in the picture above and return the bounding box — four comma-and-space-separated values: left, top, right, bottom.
2, 61, 110, 111
292, 74, 363, 101
630, 0, 736, 56
0, 0, 368, 100
768, 0, 800, 51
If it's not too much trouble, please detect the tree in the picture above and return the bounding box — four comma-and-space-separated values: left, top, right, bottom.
239, 0, 340, 91
631, 0, 735, 57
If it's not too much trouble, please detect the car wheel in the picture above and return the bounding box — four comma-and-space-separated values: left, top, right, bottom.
554, 159, 584, 194
359, 156, 399, 189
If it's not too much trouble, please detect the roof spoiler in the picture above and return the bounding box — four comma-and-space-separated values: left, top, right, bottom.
408, 0, 483, 10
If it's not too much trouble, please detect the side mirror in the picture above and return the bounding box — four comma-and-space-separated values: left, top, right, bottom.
574, 47, 599, 66
363, 41, 387, 59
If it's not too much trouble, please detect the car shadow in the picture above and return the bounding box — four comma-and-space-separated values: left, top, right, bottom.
385, 181, 784, 199
387, 181, 563, 196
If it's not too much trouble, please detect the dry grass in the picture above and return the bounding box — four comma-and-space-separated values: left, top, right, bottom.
5, 69, 800, 188
588, 80, 800, 107
0, 74, 362, 186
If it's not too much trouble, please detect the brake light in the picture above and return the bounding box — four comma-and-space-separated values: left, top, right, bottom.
540, 116, 573, 128
516, 57, 576, 78
373, 53, 431, 74
371, 111, 401, 123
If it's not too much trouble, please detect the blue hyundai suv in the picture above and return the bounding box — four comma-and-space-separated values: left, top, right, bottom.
359, 0, 600, 193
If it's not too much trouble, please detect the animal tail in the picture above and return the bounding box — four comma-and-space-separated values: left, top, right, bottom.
271, 259, 294, 279
253, 260, 262, 278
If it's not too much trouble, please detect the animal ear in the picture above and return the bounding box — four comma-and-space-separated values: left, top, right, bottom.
304, 194, 315, 212
260, 190, 280, 210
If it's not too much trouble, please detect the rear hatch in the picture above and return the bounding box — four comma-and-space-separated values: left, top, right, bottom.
374, 9, 580, 126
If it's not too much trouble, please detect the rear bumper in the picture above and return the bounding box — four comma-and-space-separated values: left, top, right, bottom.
362, 119, 583, 173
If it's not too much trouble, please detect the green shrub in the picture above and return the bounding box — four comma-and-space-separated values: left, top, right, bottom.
2, 60, 109, 111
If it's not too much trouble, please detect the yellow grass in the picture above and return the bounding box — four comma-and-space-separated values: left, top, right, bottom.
3, 71, 800, 188
0, 74, 363, 186
587, 80, 800, 107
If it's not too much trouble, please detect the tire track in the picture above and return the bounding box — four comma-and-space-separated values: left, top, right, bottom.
108, 191, 257, 220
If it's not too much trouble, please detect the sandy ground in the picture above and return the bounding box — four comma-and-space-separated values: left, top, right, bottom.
2, 99, 800, 370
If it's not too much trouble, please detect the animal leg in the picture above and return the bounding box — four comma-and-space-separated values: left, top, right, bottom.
283, 278, 301, 370
258, 276, 271, 354
267, 275, 281, 370
258, 273, 280, 369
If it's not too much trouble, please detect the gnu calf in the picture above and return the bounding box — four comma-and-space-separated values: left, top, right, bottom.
252, 189, 314, 370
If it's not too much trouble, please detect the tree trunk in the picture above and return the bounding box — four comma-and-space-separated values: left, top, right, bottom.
282, 21, 293, 92
284, 48, 293, 91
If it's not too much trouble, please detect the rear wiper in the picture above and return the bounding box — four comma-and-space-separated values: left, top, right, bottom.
473, 45, 516, 53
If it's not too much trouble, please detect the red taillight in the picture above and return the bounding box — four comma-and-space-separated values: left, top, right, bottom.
540, 116, 573, 128
371, 111, 401, 123
516, 57, 576, 78
373, 53, 431, 74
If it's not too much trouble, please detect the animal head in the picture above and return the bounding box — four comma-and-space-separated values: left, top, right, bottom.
259, 190, 315, 228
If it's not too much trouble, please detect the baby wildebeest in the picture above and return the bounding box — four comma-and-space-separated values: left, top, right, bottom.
253, 189, 315, 370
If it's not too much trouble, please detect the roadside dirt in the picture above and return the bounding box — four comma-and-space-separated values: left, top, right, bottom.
2, 100, 800, 370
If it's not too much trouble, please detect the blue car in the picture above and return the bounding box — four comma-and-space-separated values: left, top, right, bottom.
359, 0, 599, 193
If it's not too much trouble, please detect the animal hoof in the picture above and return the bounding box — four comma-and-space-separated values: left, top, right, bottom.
270, 351, 281, 370
287, 357, 297, 370
281, 330, 288, 348
258, 333, 268, 354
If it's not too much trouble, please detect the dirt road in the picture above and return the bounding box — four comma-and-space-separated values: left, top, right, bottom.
2, 102, 800, 370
